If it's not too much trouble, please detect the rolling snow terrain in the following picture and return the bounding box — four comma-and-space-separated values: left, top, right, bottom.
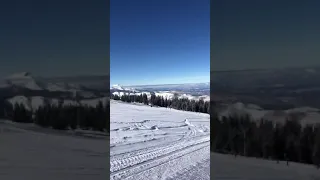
110, 100, 210, 180
111, 83, 210, 102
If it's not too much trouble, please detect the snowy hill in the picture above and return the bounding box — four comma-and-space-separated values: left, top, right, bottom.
0, 120, 108, 179
2, 72, 42, 90
110, 100, 209, 179
212, 153, 320, 180
111, 84, 124, 91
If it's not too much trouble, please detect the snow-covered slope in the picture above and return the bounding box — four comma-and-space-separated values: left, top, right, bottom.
110, 100, 210, 180
0, 120, 108, 180
212, 153, 320, 180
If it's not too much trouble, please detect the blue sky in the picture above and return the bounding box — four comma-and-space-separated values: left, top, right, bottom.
110, 0, 210, 86
212, 0, 320, 71
0, 0, 109, 77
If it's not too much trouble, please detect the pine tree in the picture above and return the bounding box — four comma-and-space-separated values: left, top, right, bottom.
312, 125, 320, 168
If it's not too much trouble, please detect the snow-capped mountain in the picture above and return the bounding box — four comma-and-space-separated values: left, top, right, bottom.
111, 84, 124, 91
1, 72, 42, 90
111, 84, 137, 92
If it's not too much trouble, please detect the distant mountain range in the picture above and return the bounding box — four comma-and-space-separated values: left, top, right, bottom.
0, 72, 108, 97
0, 72, 109, 111
110, 83, 210, 101
211, 66, 320, 124
211, 66, 320, 109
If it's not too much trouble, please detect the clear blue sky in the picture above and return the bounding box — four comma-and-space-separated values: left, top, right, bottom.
0, 0, 109, 78
110, 0, 210, 86
212, 0, 320, 71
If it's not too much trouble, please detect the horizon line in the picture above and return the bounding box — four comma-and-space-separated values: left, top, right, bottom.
1, 71, 109, 79
111, 81, 210, 87
211, 64, 320, 73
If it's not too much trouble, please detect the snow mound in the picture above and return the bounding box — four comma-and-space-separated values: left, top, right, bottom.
150, 125, 159, 130
184, 119, 195, 127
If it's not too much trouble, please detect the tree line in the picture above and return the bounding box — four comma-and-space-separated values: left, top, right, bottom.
211, 112, 320, 168
110, 93, 210, 114
4, 100, 110, 132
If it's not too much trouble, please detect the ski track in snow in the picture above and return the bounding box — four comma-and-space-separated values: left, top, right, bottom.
110, 100, 210, 180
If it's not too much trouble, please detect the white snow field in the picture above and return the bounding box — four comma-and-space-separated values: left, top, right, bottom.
211, 153, 320, 180
110, 100, 210, 180
0, 120, 108, 180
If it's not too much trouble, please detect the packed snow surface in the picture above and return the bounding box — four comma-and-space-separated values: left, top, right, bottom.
211, 153, 320, 180
0, 120, 108, 180
110, 100, 210, 180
